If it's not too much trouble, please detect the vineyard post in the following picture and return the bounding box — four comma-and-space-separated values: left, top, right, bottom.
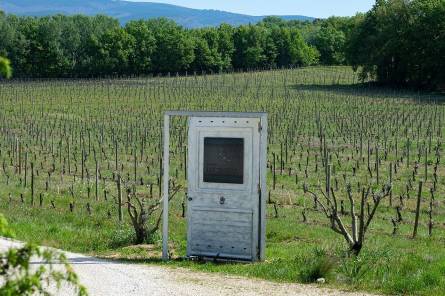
81, 149, 84, 180
389, 162, 393, 206
24, 151, 28, 187
115, 140, 118, 171
117, 174, 123, 222
31, 162, 34, 206
326, 164, 331, 200
183, 146, 187, 179
376, 144, 379, 185
428, 189, 433, 236
367, 139, 370, 171
18, 140, 21, 175
272, 153, 277, 190
162, 113, 170, 261
134, 148, 137, 182
95, 157, 99, 202
407, 138, 410, 168
67, 139, 70, 174
412, 181, 423, 238
424, 148, 428, 181
15, 138, 18, 174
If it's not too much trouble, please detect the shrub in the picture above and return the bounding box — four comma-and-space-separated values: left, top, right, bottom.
0, 56, 12, 79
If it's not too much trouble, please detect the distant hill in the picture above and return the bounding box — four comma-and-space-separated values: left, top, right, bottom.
0, 0, 315, 28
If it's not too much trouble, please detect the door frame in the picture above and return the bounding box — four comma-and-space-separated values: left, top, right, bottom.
162, 111, 268, 262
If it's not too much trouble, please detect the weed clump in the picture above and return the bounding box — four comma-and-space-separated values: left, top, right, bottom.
109, 227, 135, 248
298, 248, 335, 283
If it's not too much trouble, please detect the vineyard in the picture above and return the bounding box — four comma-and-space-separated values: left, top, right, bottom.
0, 66, 444, 295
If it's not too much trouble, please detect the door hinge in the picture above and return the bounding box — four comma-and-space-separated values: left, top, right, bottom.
258, 122, 262, 132
257, 183, 261, 195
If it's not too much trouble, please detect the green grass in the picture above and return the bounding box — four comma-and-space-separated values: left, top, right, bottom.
0, 66, 445, 295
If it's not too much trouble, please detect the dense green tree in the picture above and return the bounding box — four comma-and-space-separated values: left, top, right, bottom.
0, 11, 14, 57
347, 0, 410, 84
310, 16, 364, 65
125, 20, 156, 74
4, 16, 32, 77
233, 25, 273, 69
88, 27, 135, 75
313, 25, 346, 65
33, 16, 72, 77
272, 26, 319, 67
216, 24, 235, 71
146, 18, 194, 73
191, 35, 218, 72
190, 28, 226, 72
347, 0, 444, 89
405, 0, 445, 89
73, 15, 121, 76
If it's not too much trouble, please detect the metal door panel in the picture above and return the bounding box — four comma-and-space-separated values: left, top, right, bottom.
189, 208, 253, 258
187, 117, 260, 260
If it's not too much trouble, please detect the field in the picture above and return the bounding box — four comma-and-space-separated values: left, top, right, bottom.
0, 66, 445, 295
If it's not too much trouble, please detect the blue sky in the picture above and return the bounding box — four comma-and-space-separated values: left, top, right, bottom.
130, 0, 376, 18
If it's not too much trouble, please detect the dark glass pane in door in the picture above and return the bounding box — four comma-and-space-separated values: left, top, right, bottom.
203, 137, 244, 184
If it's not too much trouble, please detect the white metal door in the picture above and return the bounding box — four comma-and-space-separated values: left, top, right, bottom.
187, 117, 260, 260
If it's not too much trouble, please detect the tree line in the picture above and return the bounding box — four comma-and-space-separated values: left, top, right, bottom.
0, 13, 321, 78
0, 0, 444, 89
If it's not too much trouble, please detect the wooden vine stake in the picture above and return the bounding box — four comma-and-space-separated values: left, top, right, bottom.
412, 181, 423, 239
116, 174, 123, 222
31, 162, 34, 206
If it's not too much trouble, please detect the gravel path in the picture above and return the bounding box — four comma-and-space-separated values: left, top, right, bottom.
0, 237, 376, 296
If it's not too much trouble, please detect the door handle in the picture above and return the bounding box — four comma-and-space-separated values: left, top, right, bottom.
219, 196, 225, 205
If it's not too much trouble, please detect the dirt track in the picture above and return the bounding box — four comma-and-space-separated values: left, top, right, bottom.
0, 237, 377, 296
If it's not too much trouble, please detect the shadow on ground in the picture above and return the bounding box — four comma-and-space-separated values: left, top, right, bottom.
291, 83, 445, 102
